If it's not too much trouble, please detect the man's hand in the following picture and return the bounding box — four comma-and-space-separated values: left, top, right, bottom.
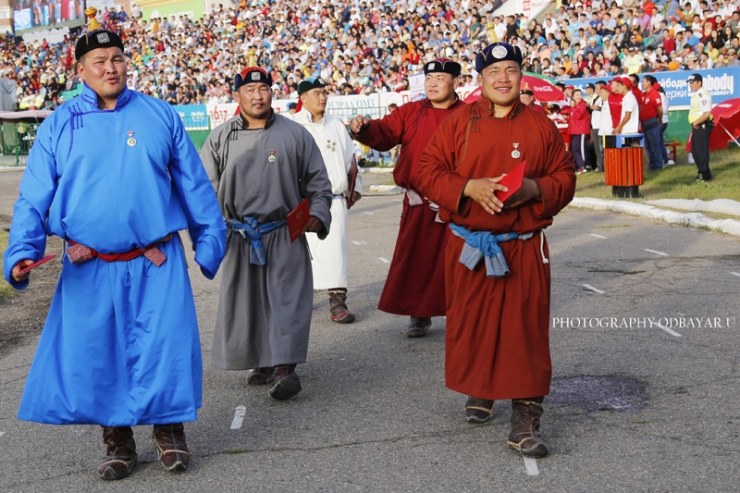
504, 178, 542, 209
304, 216, 323, 233
347, 191, 361, 209
11, 259, 34, 283
614, 125, 623, 135
463, 175, 508, 215
350, 115, 370, 134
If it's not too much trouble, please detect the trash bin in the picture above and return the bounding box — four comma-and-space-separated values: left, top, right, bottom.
603, 134, 644, 198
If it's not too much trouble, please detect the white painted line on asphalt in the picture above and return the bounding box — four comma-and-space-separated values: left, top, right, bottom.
645, 248, 669, 257
656, 322, 682, 338
393, 199, 403, 202
582, 284, 605, 294
230, 406, 246, 430
378, 257, 390, 264
360, 241, 367, 245
590, 233, 607, 239
0, 432, 5, 439
352, 241, 361, 245
363, 211, 374, 215
523, 457, 539, 476
731, 272, 740, 278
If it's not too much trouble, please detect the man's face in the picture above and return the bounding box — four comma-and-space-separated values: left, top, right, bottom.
77, 47, 127, 102
424, 72, 457, 103
689, 80, 701, 91
233, 82, 272, 120
519, 92, 534, 105
641, 78, 651, 92
480, 60, 521, 108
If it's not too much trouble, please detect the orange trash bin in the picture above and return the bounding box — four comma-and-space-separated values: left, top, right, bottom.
603, 137, 644, 198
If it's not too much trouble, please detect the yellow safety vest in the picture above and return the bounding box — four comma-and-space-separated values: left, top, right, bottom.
688, 88, 712, 124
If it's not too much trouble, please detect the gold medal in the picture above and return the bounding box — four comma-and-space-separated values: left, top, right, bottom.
268, 150, 277, 163
127, 131, 136, 147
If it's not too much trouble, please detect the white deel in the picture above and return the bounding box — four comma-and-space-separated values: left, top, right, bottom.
295, 107, 363, 289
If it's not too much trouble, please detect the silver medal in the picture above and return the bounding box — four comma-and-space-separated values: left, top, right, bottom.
511, 143, 520, 159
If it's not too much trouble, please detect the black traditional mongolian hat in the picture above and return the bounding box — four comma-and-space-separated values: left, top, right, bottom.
234, 67, 273, 90
75, 7, 124, 60
475, 42, 523, 72
297, 77, 328, 95
423, 58, 462, 77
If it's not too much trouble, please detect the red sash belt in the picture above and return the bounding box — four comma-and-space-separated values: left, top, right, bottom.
66, 234, 173, 267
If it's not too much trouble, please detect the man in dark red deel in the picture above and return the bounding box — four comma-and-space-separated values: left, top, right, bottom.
350, 59, 465, 338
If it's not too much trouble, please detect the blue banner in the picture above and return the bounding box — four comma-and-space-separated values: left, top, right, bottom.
566, 67, 739, 108
175, 104, 209, 130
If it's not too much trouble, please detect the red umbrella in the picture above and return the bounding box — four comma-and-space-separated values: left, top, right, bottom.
686, 97, 740, 152
463, 72, 565, 104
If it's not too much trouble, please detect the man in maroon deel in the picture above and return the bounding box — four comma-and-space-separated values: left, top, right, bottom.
350, 58, 465, 337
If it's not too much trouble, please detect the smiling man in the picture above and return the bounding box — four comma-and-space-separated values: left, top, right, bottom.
416, 43, 576, 457
350, 58, 464, 338
3, 28, 227, 479
200, 67, 332, 401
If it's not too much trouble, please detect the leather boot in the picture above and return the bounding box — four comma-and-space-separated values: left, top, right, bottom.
407, 316, 432, 338
152, 423, 190, 471
269, 364, 302, 400
98, 426, 137, 480
507, 399, 549, 458
329, 288, 355, 323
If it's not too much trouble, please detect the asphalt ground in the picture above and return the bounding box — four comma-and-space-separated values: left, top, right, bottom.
1, 171, 739, 492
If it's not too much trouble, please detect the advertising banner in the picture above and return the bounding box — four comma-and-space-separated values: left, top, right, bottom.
175, 104, 208, 130
565, 68, 739, 109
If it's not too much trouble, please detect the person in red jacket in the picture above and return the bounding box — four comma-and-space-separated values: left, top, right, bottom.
350, 58, 465, 338
569, 89, 592, 174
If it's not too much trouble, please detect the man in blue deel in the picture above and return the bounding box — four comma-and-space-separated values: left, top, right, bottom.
2, 27, 226, 480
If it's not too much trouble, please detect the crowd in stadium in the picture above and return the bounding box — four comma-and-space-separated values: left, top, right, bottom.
2, 0, 740, 110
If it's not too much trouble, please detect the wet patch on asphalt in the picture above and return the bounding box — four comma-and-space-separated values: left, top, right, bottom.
549, 375, 648, 412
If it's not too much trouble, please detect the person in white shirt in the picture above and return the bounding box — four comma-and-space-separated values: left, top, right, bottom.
588, 82, 606, 172
613, 77, 639, 135
658, 84, 675, 165
598, 84, 615, 139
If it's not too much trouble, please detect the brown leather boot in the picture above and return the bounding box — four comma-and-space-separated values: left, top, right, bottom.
269, 364, 302, 400
329, 288, 355, 323
152, 423, 190, 471
507, 399, 549, 458
98, 426, 137, 480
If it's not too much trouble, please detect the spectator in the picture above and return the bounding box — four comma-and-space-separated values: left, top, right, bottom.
640, 75, 664, 170
569, 88, 592, 174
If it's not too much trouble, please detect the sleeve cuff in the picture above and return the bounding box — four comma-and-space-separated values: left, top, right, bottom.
531, 179, 549, 218
193, 236, 225, 280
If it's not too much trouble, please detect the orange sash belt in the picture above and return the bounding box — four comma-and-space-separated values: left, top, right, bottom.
66, 234, 173, 267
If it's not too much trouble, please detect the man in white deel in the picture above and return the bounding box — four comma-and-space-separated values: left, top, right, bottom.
294, 77, 363, 323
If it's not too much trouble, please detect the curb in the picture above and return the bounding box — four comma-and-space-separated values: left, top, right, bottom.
569, 197, 740, 238
368, 185, 402, 194
363, 167, 395, 174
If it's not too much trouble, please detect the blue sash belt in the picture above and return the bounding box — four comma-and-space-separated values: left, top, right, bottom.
449, 223, 535, 277
226, 216, 287, 265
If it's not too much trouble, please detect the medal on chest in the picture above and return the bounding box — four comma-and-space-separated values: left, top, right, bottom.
326, 139, 337, 152
127, 131, 136, 147
511, 143, 521, 159
268, 150, 277, 163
